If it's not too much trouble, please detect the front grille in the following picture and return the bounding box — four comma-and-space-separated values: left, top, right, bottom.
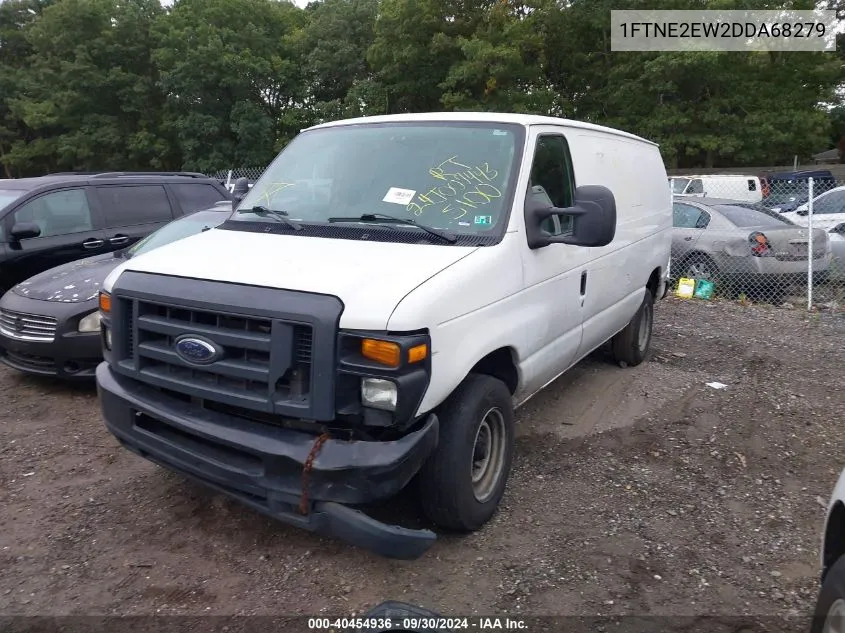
120, 298, 314, 413
0, 308, 58, 342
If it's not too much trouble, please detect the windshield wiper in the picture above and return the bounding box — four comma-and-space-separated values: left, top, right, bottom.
327, 213, 457, 243
237, 205, 303, 230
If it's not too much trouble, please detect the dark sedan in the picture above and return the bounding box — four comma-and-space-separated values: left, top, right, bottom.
0, 204, 231, 380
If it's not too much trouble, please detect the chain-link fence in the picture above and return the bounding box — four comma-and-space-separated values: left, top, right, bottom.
669, 174, 845, 311
209, 168, 267, 192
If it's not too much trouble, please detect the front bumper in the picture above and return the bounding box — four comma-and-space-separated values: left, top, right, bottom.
0, 293, 101, 380
96, 362, 440, 560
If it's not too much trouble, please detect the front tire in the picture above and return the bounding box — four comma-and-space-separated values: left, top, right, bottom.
418, 373, 515, 532
811, 555, 845, 633
611, 289, 654, 367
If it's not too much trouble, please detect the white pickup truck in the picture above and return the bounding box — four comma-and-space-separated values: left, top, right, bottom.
95, 112, 672, 559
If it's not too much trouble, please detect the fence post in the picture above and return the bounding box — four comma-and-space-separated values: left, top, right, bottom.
807, 177, 814, 312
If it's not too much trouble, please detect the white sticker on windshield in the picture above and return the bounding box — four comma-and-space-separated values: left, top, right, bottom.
383, 187, 416, 205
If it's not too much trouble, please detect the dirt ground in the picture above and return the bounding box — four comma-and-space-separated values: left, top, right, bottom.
1, 297, 844, 623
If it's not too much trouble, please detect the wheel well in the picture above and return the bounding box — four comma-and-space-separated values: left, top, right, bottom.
470, 348, 518, 395
823, 502, 845, 579
647, 268, 661, 299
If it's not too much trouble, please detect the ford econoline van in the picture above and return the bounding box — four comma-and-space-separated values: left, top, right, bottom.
94, 113, 672, 559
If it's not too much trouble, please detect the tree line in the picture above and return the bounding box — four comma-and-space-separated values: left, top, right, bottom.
1, 0, 843, 178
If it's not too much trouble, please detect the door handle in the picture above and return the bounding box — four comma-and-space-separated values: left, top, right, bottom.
580, 270, 587, 296
684, 236, 693, 241
109, 235, 129, 245
82, 238, 104, 249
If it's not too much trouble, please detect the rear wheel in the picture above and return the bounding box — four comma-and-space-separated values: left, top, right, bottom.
682, 253, 719, 282
611, 290, 654, 367
418, 373, 515, 532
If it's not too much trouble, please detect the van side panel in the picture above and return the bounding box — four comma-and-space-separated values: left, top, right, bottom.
566, 132, 671, 360
386, 234, 533, 414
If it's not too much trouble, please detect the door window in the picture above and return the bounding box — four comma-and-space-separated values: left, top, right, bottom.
12, 189, 93, 238
673, 203, 710, 229
813, 190, 845, 215
529, 135, 576, 236
97, 185, 173, 227
686, 179, 704, 194
171, 183, 228, 214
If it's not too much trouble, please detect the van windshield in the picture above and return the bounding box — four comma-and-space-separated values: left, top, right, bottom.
231, 122, 524, 241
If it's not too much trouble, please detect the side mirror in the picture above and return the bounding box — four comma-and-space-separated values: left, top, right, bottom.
10, 222, 41, 241
524, 184, 617, 249
231, 177, 250, 203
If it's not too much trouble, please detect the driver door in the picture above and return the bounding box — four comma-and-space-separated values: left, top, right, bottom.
1, 187, 107, 289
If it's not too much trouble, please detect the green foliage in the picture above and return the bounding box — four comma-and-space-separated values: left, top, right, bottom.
0, 0, 842, 175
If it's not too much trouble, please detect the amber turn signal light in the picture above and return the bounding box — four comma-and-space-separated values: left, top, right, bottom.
99, 291, 111, 314
408, 343, 428, 363
361, 339, 401, 367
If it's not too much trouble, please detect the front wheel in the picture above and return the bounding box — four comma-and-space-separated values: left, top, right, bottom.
811, 555, 845, 633
418, 373, 515, 532
611, 290, 654, 367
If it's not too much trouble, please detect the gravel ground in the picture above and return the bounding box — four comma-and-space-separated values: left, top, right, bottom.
0, 297, 843, 623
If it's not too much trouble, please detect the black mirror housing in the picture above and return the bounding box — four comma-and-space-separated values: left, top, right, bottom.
524, 184, 617, 249
10, 221, 41, 241
231, 177, 250, 203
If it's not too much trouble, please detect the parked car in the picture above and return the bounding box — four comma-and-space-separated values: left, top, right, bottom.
670, 174, 763, 203
811, 467, 845, 633
671, 197, 832, 298
0, 203, 232, 380
762, 169, 837, 213
780, 186, 845, 281
95, 112, 673, 559
0, 171, 231, 298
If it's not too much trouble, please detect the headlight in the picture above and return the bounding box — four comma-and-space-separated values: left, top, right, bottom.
361, 378, 397, 411
78, 311, 102, 333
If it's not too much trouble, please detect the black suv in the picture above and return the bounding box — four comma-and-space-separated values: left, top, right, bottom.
0, 172, 231, 296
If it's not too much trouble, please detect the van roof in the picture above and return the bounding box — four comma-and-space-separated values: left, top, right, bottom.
304, 112, 658, 147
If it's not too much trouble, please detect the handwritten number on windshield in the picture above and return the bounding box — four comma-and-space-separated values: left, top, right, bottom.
407, 156, 502, 220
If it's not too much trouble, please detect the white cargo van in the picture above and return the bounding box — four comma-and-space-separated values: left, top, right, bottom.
671, 174, 763, 203
95, 112, 672, 559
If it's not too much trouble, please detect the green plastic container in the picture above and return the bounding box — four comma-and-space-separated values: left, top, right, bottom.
694, 279, 715, 300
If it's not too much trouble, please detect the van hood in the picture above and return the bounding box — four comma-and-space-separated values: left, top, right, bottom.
110, 228, 481, 330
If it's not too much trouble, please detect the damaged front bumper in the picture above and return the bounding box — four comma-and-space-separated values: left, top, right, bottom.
96, 362, 440, 560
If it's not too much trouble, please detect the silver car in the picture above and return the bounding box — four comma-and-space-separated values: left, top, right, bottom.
671, 197, 832, 298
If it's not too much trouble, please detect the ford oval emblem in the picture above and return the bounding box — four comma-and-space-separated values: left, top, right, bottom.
174, 335, 223, 365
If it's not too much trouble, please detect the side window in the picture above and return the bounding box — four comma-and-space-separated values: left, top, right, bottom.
687, 179, 704, 194
673, 203, 709, 229
97, 185, 173, 227
12, 189, 93, 238
813, 191, 845, 215
171, 183, 228, 214
529, 135, 576, 236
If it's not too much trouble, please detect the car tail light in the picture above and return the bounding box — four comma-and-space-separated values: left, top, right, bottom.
749, 231, 772, 257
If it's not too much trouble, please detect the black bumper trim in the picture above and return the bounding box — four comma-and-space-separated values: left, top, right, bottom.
96, 362, 440, 560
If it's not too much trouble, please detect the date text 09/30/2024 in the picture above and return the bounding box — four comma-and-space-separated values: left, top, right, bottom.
307, 616, 529, 630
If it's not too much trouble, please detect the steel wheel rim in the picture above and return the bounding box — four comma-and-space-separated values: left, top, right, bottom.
637, 299, 652, 351
687, 261, 713, 280
471, 407, 507, 503
824, 598, 845, 633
